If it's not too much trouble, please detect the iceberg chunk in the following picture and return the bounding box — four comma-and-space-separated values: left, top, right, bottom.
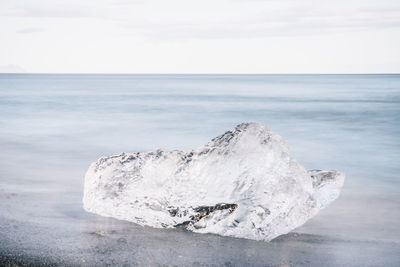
83, 122, 344, 241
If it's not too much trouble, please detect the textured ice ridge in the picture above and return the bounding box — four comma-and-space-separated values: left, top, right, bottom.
83, 122, 344, 241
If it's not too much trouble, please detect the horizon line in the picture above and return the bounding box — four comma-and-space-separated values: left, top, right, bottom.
1, 72, 400, 75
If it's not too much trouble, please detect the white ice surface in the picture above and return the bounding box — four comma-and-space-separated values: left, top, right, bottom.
83, 122, 344, 241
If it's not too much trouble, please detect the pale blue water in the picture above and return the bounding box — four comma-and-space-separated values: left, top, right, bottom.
0, 74, 399, 266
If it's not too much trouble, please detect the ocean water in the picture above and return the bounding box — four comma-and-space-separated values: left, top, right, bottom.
0, 74, 399, 266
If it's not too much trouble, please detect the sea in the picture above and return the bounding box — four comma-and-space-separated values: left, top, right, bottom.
0, 74, 399, 266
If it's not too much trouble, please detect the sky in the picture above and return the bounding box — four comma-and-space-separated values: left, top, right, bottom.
1, 0, 400, 73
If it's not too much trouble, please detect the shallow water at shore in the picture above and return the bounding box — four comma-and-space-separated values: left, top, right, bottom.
0, 74, 399, 266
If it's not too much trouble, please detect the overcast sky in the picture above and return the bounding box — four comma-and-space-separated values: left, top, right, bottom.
1, 0, 400, 73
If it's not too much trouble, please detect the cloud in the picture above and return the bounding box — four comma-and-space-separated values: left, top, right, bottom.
119, 3, 400, 40
16, 27, 43, 34
12, 7, 92, 18
0, 64, 27, 73
2, 0, 400, 40
4, 3, 109, 20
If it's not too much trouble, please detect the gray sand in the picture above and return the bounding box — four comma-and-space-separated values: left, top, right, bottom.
1, 185, 399, 266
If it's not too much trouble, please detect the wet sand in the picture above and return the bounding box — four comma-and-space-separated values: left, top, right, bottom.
1, 185, 399, 266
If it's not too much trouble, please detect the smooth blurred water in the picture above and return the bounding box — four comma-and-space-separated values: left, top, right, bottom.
0, 74, 399, 266
1, 74, 399, 185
